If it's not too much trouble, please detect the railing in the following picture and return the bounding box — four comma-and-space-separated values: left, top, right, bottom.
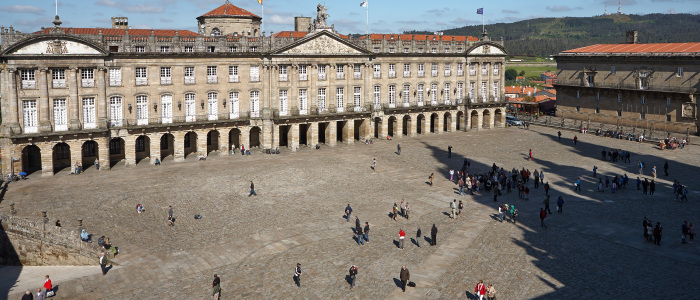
250, 110, 260, 118
230, 112, 239, 119
299, 74, 308, 81
337, 106, 345, 113
431, 100, 438, 106
184, 77, 195, 84
208, 114, 218, 121
388, 103, 396, 108
229, 75, 239, 83
353, 106, 365, 112
160, 77, 172, 85
299, 109, 307, 115
418, 71, 425, 77
279, 110, 288, 117
458, 70, 463, 76
21, 80, 36, 89
186, 115, 196, 122
470, 71, 476, 76
444, 70, 451, 76
55, 124, 68, 131
404, 71, 410, 78
403, 102, 410, 107
555, 79, 697, 94
354, 72, 362, 79
109, 79, 121, 86
432, 70, 438, 77
81, 79, 95, 88
52, 79, 66, 88
136, 77, 147, 85
137, 118, 148, 126
374, 72, 381, 79
162, 117, 172, 124
444, 100, 452, 105
417, 101, 424, 107
389, 71, 396, 78
319, 73, 326, 80
24, 126, 38, 133
207, 75, 218, 84
337, 73, 345, 80
279, 74, 288, 81
83, 122, 96, 129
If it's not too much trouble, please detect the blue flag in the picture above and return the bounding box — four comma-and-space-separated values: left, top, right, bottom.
477, 8, 483, 14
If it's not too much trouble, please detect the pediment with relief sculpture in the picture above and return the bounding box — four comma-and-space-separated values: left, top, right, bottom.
274, 30, 369, 56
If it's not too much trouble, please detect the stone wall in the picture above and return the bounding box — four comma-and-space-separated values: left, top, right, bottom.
0, 214, 102, 266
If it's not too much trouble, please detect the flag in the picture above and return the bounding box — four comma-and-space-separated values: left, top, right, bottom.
476, 8, 483, 14
360, 1, 367, 7
258, 0, 262, 4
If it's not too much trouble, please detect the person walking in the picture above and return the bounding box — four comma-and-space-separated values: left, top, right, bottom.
558, 131, 562, 141
416, 227, 422, 247
543, 195, 552, 214
649, 180, 656, 196
448, 145, 452, 158
429, 173, 434, 187
345, 204, 353, 222
638, 161, 644, 175
356, 222, 365, 245
21, 290, 32, 300
398, 228, 406, 249
99, 252, 109, 276
400, 200, 406, 218
487, 283, 496, 300
540, 208, 547, 229
397, 143, 401, 155
450, 200, 457, 219
293, 263, 302, 287
557, 196, 564, 213
212, 275, 221, 299
544, 181, 550, 196
652, 166, 657, 179
449, 168, 454, 182
364, 222, 370, 243
498, 204, 505, 222
664, 161, 669, 176
167, 206, 174, 226
653, 223, 663, 246
430, 224, 438, 246
349, 265, 358, 289
43, 275, 52, 295
475, 280, 486, 300
688, 223, 695, 243
593, 165, 597, 178
682, 221, 689, 244
405, 202, 411, 220
35, 288, 46, 300
249, 181, 257, 196
392, 203, 398, 221
458, 200, 464, 217
573, 135, 578, 145
575, 177, 582, 192
400, 266, 410, 292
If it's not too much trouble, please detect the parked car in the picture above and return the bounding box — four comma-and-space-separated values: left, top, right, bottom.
506, 115, 523, 126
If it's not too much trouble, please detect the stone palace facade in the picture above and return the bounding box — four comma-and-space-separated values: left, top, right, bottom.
0, 1, 508, 176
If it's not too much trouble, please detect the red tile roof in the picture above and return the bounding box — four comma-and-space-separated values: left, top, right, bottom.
34, 28, 198, 37
272, 31, 349, 39
563, 43, 700, 54
200, 2, 260, 18
359, 34, 477, 42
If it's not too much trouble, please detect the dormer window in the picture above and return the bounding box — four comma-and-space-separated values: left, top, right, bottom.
211, 28, 221, 36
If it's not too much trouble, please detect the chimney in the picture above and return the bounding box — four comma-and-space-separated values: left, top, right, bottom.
111, 17, 128, 29
625, 30, 637, 44
294, 17, 312, 32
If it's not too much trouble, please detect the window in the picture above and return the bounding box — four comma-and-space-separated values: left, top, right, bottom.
22, 100, 37, 133
279, 90, 288, 116
373, 47, 379, 53
431, 48, 437, 53
135, 67, 147, 85
444, 83, 450, 103
586, 74, 595, 87
431, 63, 438, 77
250, 46, 258, 52
207, 46, 215, 53
134, 45, 145, 52
160, 67, 172, 85
403, 64, 410, 77
211, 28, 221, 36
431, 84, 437, 103
469, 82, 475, 101
318, 88, 327, 110
640, 112, 646, 119
418, 47, 423, 53
336, 65, 345, 80
229, 66, 239, 82
207, 92, 218, 120
136, 137, 145, 153
250, 91, 260, 117
184, 67, 195, 84
611, 66, 616, 74
403, 84, 410, 104
457, 48, 462, 53
247, 66, 258, 82
445, 48, 450, 53
638, 71, 649, 90
160, 46, 170, 53
109, 96, 122, 127
418, 63, 425, 77
595, 107, 600, 114
109, 68, 121, 86
641, 96, 646, 104
444, 63, 451, 76
388, 85, 396, 106
353, 64, 362, 79
389, 47, 395, 53
353, 87, 361, 108
667, 97, 671, 107
82, 97, 96, 129
207, 66, 217, 83
493, 63, 499, 75
336, 87, 344, 112
81, 69, 95, 87
576, 90, 580, 99
617, 110, 622, 117
53, 99, 67, 131
229, 91, 240, 118
299, 65, 308, 81
299, 89, 308, 115
457, 82, 463, 101
185, 93, 196, 122
469, 64, 476, 76
417, 84, 424, 103
389, 64, 396, 78
481, 64, 488, 76
229, 46, 237, 53
618, 94, 622, 103
666, 114, 671, 122
318, 65, 327, 80
184, 46, 193, 53
370, 86, 380, 107
279, 65, 288, 81
677, 67, 683, 77
481, 82, 487, 102
457, 63, 463, 76
373, 64, 381, 79
136, 95, 148, 125
161, 95, 173, 123
52, 69, 66, 88
403, 47, 409, 53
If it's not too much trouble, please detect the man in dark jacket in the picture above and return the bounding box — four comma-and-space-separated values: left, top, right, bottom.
400, 266, 410, 292
431, 224, 438, 246
349, 265, 358, 289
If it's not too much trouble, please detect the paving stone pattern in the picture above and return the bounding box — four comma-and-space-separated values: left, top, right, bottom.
2, 126, 700, 299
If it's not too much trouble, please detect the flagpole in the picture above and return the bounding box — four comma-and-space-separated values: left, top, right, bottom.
366, 1, 369, 41
262, 3, 264, 36
482, 8, 485, 33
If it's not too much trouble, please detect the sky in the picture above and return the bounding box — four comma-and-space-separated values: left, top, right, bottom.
0, 0, 698, 35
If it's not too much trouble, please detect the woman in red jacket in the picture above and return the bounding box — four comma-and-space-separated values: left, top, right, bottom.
43, 275, 52, 293
474, 280, 486, 300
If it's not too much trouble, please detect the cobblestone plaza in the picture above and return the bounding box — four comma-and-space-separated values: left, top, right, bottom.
2, 125, 700, 299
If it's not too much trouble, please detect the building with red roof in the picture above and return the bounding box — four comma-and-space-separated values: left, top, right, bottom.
554, 30, 699, 135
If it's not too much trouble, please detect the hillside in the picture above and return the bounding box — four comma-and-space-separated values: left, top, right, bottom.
406, 14, 700, 57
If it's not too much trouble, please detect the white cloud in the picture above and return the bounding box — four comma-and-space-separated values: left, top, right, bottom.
267, 15, 294, 25
1, 5, 46, 15
124, 4, 165, 13
95, 0, 118, 7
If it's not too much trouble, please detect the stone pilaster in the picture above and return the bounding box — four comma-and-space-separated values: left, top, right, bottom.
344, 119, 354, 144
6, 69, 21, 133
174, 131, 186, 162
218, 129, 229, 156
269, 122, 278, 150
309, 122, 319, 147
380, 116, 388, 138
436, 112, 444, 134
97, 137, 110, 170
240, 126, 250, 150
38, 68, 52, 132
69, 140, 82, 172
69, 67, 80, 130
41, 143, 54, 176
409, 113, 418, 137
289, 123, 299, 149
149, 133, 161, 163
197, 130, 208, 156
449, 111, 457, 132
97, 67, 108, 128
327, 121, 337, 146
124, 136, 137, 166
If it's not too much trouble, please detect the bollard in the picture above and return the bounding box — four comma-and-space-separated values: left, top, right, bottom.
78, 218, 83, 228
42, 210, 49, 223
10, 202, 16, 215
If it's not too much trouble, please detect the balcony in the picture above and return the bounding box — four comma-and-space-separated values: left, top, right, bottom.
403, 102, 410, 107
250, 75, 260, 82
388, 103, 396, 108
417, 101, 424, 107
354, 72, 362, 79
109, 79, 121, 87
52, 80, 66, 88
432, 71, 438, 77
279, 110, 288, 117
83, 122, 96, 129
208, 114, 218, 121
207, 75, 218, 84
336, 73, 345, 80
160, 77, 172, 85
373, 72, 380, 79
24, 126, 38, 133
81, 79, 95, 88
109, 119, 122, 127
137, 118, 148, 126
389, 71, 396, 78
554, 79, 697, 94
162, 117, 172, 124
444, 100, 452, 105
404, 71, 411, 78
353, 106, 365, 112
186, 115, 196, 122
431, 100, 438, 106
184, 77, 195, 84
279, 74, 288, 82
319, 73, 327, 80
21, 80, 37, 89
418, 71, 425, 77
337, 106, 344, 113
458, 70, 463, 76
444, 71, 451, 76
55, 124, 68, 131
299, 109, 307, 115
299, 74, 308, 81
136, 78, 147, 86
229, 75, 239, 83
230, 112, 239, 119
470, 71, 476, 76
250, 110, 260, 118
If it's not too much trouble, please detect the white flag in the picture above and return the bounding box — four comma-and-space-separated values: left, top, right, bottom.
360, 1, 368, 7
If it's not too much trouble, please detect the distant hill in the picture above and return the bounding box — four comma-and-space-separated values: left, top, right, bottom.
405, 14, 700, 57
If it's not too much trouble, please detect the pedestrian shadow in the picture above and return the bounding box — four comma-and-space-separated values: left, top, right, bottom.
393, 240, 400, 248
490, 214, 501, 222
466, 291, 476, 299
411, 238, 419, 247
442, 212, 451, 218
392, 278, 403, 288
424, 236, 432, 245
345, 275, 353, 285
425, 181, 432, 186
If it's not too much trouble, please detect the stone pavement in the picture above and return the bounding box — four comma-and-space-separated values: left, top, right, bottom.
2, 125, 699, 299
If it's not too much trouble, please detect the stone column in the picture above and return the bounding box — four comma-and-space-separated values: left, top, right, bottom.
97, 67, 108, 128
240, 126, 250, 151
409, 113, 418, 137
395, 116, 403, 138
436, 112, 444, 134
6, 69, 21, 132
197, 130, 208, 156
327, 121, 337, 146
488, 108, 495, 129
380, 116, 388, 138
38, 68, 52, 132
69, 67, 81, 130
218, 128, 229, 156
289, 123, 299, 150
465, 110, 472, 131
69, 139, 82, 172
477, 110, 483, 131
124, 135, 137, 166
41, 143, 54, 177
98, 137, 110, 170
150, 133, 161, 163
344, 119, 354, 144
309, 122, 319, 147
269, 123, 278, 150
450, 111, 457, 132
174, 131, 185, 162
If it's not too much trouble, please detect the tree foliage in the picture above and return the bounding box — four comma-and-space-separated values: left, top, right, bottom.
505, 69, 518, 81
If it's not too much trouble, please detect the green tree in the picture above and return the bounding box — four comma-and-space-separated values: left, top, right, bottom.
505, 69, 518, 81
518, 70, 526, 76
